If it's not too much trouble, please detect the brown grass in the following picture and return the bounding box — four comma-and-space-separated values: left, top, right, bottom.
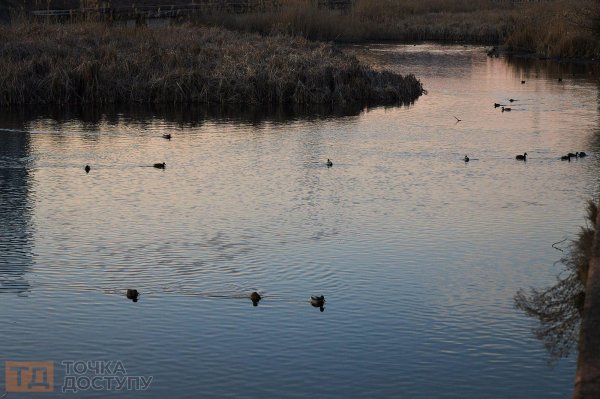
0, 22, 424, 106
503, 0, 600, 58
3, 0, 599, 61
195, 0, 600, 57
196, 0, 514, 43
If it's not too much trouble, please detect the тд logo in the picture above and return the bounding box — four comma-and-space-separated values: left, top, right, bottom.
5, 361, 54, 392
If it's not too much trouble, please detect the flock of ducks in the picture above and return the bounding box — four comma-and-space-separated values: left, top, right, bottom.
249, 292, 325, 311
465, 151, 588, 163
95, 122, 585, 309
464, 94, 590, 163
84, 134, 173, 173
100, 93, 589, 309
85, 162, 166, 172
494, 98, 518, 112
100, 133, 330, 310
561, 152, 587, 161
84, 133, 334, 174
126, 289, 326, 311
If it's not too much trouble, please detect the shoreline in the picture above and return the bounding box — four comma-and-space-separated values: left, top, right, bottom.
490, 46, 600, 65
574, 200, 600, 398
346, 40, 600, 67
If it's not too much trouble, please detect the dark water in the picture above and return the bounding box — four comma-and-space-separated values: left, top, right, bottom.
1, 44, 599, 398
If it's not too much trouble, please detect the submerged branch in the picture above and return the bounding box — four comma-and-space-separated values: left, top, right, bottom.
552, 238, 568, 252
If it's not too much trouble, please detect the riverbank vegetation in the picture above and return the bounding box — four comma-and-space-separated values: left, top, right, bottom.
3, 1, 599, 62
0, 23, 423, 106
196, 0, 600, 58
515, 200, 597, 360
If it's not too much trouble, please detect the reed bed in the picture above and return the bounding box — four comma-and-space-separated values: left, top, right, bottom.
0, 23, 424, 106
503, 0, 600, 58
198, 1, 514, 44
198, 0, 600, 58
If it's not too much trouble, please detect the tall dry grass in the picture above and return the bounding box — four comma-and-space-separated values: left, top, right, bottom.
198, 0, 514, 43
197, 0, 600, 57
0, 23, 424, 106
503, 0, 600, 58
4, 0, 598, 59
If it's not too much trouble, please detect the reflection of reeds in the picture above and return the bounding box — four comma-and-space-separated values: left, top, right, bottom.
515, 200, 597, 360
0, 22, 423, 105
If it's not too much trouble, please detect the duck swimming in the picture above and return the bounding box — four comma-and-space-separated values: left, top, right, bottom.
84, 165, 91, 173
311, 295, 325, 312
162, 134, 172, 140
153, 162, 166, 169
501, 107, 511, 112
464, 155, 469, 162
326, 159, 333, 167
577, 152, 587, 158
311, 295, 325, 306
515, 152, 527, 161
250, 291, 261, 306
561, 154, 572, 161
126, 289, 139, 302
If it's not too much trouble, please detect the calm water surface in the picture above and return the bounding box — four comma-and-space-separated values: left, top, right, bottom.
1, 44, 599, 398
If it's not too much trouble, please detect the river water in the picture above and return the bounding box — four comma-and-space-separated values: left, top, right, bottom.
1, 44, 599, 398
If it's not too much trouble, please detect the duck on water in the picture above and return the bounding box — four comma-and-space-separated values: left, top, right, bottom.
126, 289, 139, 302
250, 291, 261, 306
311, 295, 325, 312
515, 152, 527, 161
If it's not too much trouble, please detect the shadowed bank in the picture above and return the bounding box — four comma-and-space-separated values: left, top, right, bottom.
574, 200, 600, 398
515, 199, 600, 398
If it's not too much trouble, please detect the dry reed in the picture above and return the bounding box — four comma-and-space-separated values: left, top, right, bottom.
197, 0, 600, 58
0, 22, 424, 106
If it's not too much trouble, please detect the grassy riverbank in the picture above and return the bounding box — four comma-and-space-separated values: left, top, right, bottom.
3, 1, 599, 61
0, 23, 423, 106
197, 0, 600, 59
